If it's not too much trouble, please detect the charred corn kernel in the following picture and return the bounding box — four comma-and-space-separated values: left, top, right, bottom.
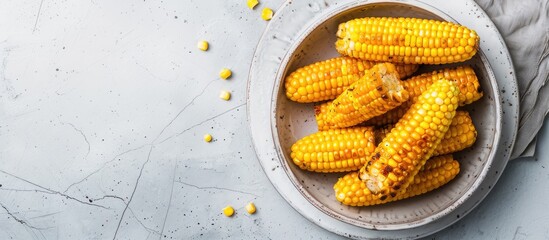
203, 134, 213, 142
359, 79, 459, 199
223, 206, 235, 217
334, 155, 459, 206
336, 17, 479, 64
261, 8, 273, 21
197, 40, 209, 51
364, 66, 483, 126
285, 57, 419, 103
247, 0, 259, 9
376, 111, 477, 156
219, 68, 232, 79
245, 202, 256, 214
315, 63, 409, 129
290, 127, 376, 172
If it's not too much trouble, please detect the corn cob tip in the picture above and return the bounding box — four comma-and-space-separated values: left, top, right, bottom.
377, 63, 409, 102
359, 171, 382, 193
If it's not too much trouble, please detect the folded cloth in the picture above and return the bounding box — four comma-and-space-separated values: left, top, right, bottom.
475, 0, 549, 159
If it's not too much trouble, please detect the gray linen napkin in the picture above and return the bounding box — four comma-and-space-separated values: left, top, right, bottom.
475, 0, 549, 159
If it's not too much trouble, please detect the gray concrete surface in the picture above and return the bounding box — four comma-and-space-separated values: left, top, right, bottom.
0, 0, 547, 239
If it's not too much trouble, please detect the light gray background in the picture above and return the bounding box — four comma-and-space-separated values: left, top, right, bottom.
0, 0, 547, 239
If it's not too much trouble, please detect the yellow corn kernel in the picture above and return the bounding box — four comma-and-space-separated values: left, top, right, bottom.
335, 17, 479, 64
334, 155, 459, 206
247, 0, 259, 9
223, 206, 235, 217
359, 79, 459, 199
364, 66, 483, 126
197, 40, 209, 51
203, 134, 213, 142
219, 90, 231, 101
261, 8, 273, 21
219, 68, 232, 79
246, 202, 256, 214
315, 63, 409, 129
284, 57, 418, 103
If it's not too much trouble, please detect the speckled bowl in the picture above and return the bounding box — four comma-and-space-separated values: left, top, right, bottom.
248, 0, 518, 238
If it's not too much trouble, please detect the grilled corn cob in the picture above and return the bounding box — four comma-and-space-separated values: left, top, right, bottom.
318, 63, 409, 129
293, 111, 475, 173
291, 127, 376, 172
359, 79, 459, 199
364, 66, 482, 126
336, 17, 480, 64
285, 57, 419, 103
334, 155, 459, 206
376, 111, 476, 156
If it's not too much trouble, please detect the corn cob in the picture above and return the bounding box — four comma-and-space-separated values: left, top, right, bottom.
291, 127, 376, 172
334, 155, 459, 206
285, 57, 419, 103
336, 17, 480, 65
317, 63, 409, 129
359, 79, 459, 199
364, 66, 482, 126
293, 111, 475, 173
376, 111, 476, 156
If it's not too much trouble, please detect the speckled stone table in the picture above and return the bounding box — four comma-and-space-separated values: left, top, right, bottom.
1, 1, 548, 239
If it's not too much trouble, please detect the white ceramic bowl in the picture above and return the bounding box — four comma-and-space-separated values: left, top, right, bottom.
248, 0, 518, 238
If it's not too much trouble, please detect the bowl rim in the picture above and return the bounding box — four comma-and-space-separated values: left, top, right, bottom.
247, 0, 518, 238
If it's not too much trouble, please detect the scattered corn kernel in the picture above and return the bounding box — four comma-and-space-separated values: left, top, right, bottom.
197, 40, 209, 51
203, 134, 212, 142
219, 90, 231, 101
261, 8, 273, 21
223, 206, 235, 217
219, 68, 232, 79
247, 0, 259, 9
245, 202, 256, 214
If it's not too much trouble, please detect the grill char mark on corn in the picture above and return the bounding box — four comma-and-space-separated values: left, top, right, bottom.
317, 63, 409, 129
358, 79, 459, 199
334, 155, 460, 206
292, 111, 475, 173
364, 66, 483, 126
335, 17, 480, 65
284, 57, 419, 103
